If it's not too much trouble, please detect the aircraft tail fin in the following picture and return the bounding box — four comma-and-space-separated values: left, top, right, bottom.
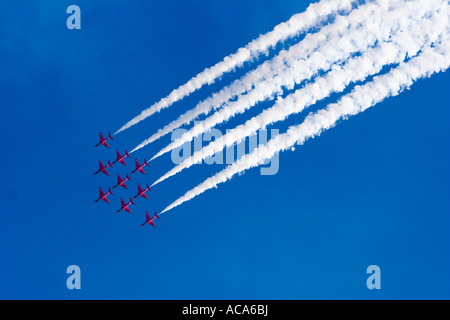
108, 132, 113, 140
144, 159, 149, 166
155, 212, 160, 219
147, 184, 152, 191
108, 188, 113, 195
126, 173, 131, 181
108, 160, 113, 168
125, 150, 130, 157
130, 198, 135, 205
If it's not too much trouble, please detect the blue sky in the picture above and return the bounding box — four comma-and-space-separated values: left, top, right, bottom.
0, 0, 449, 299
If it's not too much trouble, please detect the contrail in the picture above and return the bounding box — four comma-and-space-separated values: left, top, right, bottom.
160, 32, 450, 215
115, 0, 355, 134
152, 2, 448, 187
148, 0, 441, 161
130, 0, 384, 153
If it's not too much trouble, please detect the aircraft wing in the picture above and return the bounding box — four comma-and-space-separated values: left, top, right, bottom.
124, 207, 132, 213
101, 168, 109, 176
119, 158, 126, 165
141, 193, 148, 200
102, 197, 110, 204
102, 141, 110, 148
138, 168, 146, 174
149, 220, 156, 227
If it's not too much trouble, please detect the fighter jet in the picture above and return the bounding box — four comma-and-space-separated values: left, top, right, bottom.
94, 187, 113, 204
116, 197, 135, 214
112, 173, 131, 189
111, 150, 131, 166
140, 211, 160, 227
131, 159, 150, 175
133, 184, 152, 200
93, 160, 113, 176
95, 132, 113, 149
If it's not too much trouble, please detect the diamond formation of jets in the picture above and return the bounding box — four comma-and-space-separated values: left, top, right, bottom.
93, 133, 160, 228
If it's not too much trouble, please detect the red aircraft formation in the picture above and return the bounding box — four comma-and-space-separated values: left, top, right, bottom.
93, 132, 160, 228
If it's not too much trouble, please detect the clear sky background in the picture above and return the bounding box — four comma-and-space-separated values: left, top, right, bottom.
0, 0, 449, 299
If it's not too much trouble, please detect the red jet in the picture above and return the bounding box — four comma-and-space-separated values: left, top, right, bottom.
140, 211, 160, 227
95, 132, 113, 149
131, 159, 149, 175
94, 187, 113, 203
111, 150, 131, 166
133, 184, 152, 200
112, 173, 131, 189
116, 197, 135, 214
94, 160, 113, 176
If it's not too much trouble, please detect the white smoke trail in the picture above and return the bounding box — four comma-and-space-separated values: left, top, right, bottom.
160, 32, 450, 214
152, 0, 448, 186
115, 0, 355, 134
130, 0, 386, 153
148, 0, 442, 161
